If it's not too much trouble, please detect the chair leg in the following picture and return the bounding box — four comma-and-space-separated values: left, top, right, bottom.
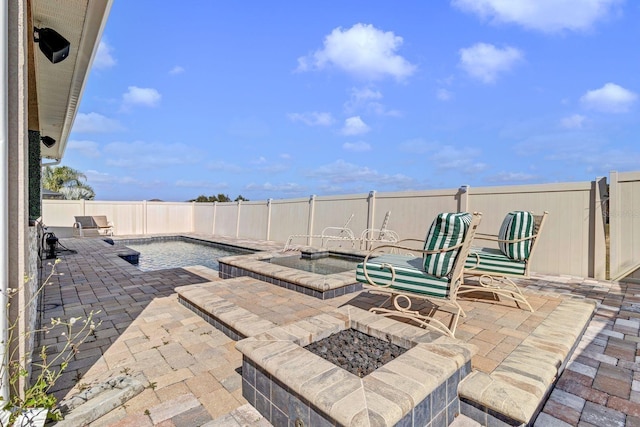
368, 293, 461, 338
458, 274, 534, 312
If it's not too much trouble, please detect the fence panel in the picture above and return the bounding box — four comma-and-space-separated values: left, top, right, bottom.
372, 189, 462, 242
310, 194, 369, 247
610, 171, 640, 281
193, 203, 215, 234
145, 202, 192, 234
85, 201, 145, 235
238, 201, 269, 240
214, 203, 239, 237
268, 198, 312, 243
41, 200, 84, 226
469, 182, 596, 278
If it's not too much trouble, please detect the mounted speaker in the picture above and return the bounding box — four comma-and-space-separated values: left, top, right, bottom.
41, 136, 56, 148
34, 27, 70, 64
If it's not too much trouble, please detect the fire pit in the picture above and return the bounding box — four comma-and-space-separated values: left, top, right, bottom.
236, 305, 477, 426
305, 328, 407, 377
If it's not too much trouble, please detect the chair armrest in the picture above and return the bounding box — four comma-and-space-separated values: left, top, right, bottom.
474, 232, 538, 244
321, 227, 355, 239
364, 240, 465, 260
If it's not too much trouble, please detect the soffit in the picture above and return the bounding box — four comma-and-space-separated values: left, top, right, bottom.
31, 0, 113, 160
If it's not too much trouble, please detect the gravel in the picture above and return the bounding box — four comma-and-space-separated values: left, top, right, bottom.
304, 329, 407, 377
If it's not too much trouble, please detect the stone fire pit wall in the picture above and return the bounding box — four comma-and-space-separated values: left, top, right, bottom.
236, 305, 477, 427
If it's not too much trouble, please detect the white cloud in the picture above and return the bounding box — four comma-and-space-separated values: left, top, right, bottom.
73, 112, 123, 133
309, 159, 414, 187
459, 43, 523, 83
341, 116, 370, 135
451, 0, 623, 33
343, 87, 400, 116
67, 140, 101, 157
287, 112, 335, 126
486, 172, 539, 183
342, 141, 372, 152
85, 169, 139, 185
580, 83, 637, 113
245, 182, 307, 194
430, 145, 487, 173
122, 86, 161, 108
297, 23, 416, 81
93, 40, 116, 69
104, 141, 200, 168
169, 66, 185, 75
560, 114, 587, 129
437, 88, 453, 101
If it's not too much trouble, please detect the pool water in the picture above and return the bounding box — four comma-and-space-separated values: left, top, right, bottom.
121, 239, 251, 272
267, 255, 360, 275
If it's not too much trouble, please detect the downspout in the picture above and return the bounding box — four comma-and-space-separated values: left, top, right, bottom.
0, 0, 10, 403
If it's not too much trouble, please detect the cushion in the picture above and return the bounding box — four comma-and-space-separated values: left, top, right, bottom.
356, 254, 451, 298
465, 247, 527, 276
498, 211, 534, 261
422, 212, 472, 278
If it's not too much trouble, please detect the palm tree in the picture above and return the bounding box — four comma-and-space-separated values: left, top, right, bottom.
42, 166, 95, 200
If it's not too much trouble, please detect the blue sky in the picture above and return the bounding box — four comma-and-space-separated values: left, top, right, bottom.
65, 0, 639, 201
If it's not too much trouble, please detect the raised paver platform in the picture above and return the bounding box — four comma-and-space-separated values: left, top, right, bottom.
177, 275, 596, 426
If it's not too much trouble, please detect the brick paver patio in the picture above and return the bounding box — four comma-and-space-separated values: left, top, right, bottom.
35, 235, 640, 426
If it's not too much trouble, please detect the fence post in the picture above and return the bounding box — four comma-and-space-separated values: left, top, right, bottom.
458, 185, 469, 213
307, 195, 316, 246
366, 191, 376, 250
589, 177, 607, 280
81, 198, 86, 215
266, 199, 272, 241
609, 171, 620, 280
143, 200, 147, 235
212, 202, 217, 235
236, 200, 242, 238
191, 201, 195, 233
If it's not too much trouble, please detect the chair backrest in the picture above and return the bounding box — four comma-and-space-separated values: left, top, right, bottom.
498, 211, 548, 263
93, 215, 110, 228
527, 211, 548, 267
498, 211, 535, 260
448, 212, 482, 289
377, 211, 391, 239
74, 216, 97, 228
423, 212, 474, 278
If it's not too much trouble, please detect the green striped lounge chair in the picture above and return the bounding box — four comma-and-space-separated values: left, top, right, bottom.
356, 212, 482, 338
459, 211, 548, 312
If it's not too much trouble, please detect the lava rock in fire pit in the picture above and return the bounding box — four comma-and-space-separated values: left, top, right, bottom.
304, 329, 407, 377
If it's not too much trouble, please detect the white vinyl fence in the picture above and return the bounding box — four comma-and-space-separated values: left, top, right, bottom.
42, 170, 640, 281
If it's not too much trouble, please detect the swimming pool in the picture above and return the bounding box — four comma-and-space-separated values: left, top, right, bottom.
118, 237, 254, 272
265, 254, 360, 275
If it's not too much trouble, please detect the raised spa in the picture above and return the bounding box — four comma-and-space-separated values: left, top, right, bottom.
218, 251, 364, 299
264, 254, 360, 275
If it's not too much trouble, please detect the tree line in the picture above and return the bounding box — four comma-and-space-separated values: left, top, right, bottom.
188, 194, 249, 202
